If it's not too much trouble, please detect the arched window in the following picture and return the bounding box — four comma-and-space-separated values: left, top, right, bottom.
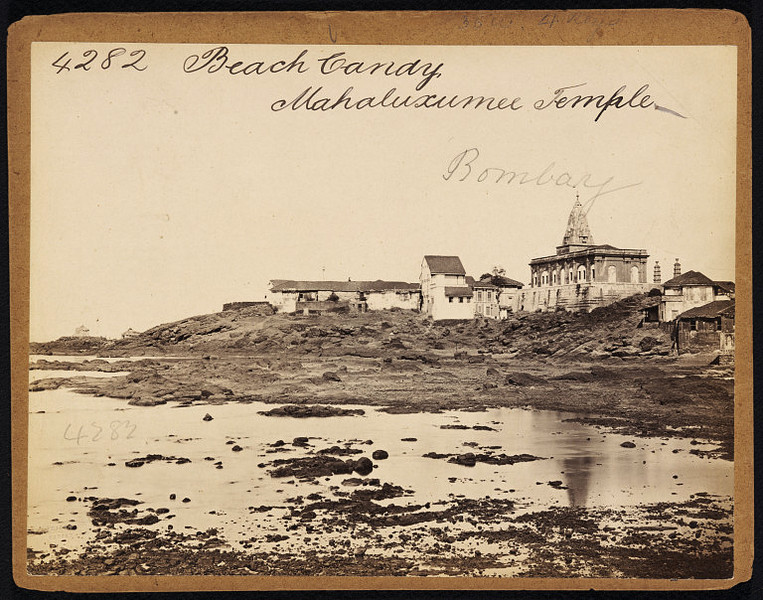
577, 265, 587, 282
591, 266, 595, 281
630, 265, 640, 283
569, 269, 574, 284
607, 265, 617, 283
533, 273, 538, 287
541, 271, 549, 286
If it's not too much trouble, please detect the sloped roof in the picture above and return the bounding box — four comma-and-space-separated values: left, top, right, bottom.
444, 286, 473, 297
424, 255, 466, 275
471, 278, 498, 289
468, 274, 523, 289
714, 280, 735, 294
677, 300, 734, 320
491, 275, 524, 288
662, 270, 715, 287
270, 280, 420, 292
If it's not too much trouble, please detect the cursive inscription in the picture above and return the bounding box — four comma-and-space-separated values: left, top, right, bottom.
443, 148, 641, 201
533, 83, 654, 122
183, 46, 310, 76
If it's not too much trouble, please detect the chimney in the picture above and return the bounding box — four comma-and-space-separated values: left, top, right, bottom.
673, 259, 681, 278
653, 261, 661, 284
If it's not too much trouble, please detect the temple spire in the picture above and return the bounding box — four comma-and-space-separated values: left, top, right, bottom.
562, 193, 594, 246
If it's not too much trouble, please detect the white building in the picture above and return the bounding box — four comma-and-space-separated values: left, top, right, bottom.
267, 280, 421, 314
522, 199, 651, 312
420, 255, 474, 321
659, 270, 734, 322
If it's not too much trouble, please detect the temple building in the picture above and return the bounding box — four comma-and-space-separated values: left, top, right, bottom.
521, 197, 651, 312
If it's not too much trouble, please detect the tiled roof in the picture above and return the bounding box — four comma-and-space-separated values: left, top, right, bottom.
471, 278, 498, 289
677, 300, 734, 320
662, 270, 715, 287
424, 255, 466, 275
270, 280, 420, 292
444, 286, 473, 297
491, 275, 524, 288
714, 281, 735, 294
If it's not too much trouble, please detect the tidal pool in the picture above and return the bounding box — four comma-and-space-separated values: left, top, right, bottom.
27, 373, 732, 560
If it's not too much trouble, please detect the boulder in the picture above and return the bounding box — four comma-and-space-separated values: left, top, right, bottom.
371, 449, 389, 460
353, 457, 374, 476
451, 453, 477, 467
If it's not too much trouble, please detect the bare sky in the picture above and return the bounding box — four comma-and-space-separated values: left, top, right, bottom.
30, 44, 736, 340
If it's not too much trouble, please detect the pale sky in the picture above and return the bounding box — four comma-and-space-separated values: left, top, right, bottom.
30, 44, 737, 340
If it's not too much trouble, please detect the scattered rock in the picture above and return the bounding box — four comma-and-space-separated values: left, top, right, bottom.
371, 450, 389, 460
450, 453, 476, 467
259, 405, 364, 418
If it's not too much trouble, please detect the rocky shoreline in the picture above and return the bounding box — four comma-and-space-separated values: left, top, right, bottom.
27, 300, 735, 578
28, 492, 732, 578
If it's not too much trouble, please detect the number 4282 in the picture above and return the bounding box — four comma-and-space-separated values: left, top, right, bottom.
52, 47, 147, 73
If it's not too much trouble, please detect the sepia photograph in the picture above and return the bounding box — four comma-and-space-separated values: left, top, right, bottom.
10, 10, 751, 591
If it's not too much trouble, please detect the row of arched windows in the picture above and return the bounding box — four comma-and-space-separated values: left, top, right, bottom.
533, 264, 641, 287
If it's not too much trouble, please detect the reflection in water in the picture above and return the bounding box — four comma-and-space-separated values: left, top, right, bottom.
27, 378, 734, 556
562, 455, 595, 507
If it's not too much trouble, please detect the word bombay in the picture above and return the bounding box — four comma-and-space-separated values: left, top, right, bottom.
443, 148, 642, 202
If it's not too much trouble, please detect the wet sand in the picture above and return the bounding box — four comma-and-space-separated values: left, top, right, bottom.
26, 304, 734, 577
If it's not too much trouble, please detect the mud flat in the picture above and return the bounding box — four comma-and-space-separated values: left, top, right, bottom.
27, 302, 734, 577
28, 491, 732, 577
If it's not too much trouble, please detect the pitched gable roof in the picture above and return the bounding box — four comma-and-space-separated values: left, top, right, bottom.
662, 270, 715, 287
424, 255, 466, 275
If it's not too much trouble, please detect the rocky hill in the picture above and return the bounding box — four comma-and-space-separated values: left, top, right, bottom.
31, 294, 670, 360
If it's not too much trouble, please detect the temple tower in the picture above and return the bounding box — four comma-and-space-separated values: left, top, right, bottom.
561, 195, 594, 248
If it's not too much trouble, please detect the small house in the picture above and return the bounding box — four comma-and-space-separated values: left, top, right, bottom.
674, 299, 734, 354
660, 271, 734, 322
420, 255, 473, 320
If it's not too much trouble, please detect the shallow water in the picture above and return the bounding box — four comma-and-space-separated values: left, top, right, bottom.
27, 376, 733, 558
